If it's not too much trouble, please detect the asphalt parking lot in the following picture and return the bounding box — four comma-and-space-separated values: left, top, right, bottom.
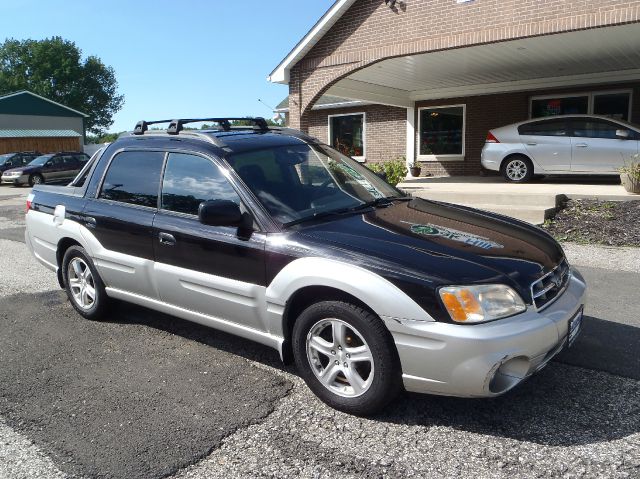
0, 185, 639, 479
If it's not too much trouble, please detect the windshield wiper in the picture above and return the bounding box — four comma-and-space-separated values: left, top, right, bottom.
283, 196, 413, 228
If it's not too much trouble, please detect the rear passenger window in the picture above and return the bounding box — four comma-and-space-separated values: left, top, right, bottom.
518, 120, 567, 136
99, 151, 165, 208
161, 152, 240, 216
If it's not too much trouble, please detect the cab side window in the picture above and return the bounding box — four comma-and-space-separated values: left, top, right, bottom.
161, 152, 241, 216
99, 151, 165, 208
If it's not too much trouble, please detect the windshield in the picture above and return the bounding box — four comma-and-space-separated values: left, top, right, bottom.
225, 142, 403, 225
28, 154, 54, 166
0, 154, 14, 165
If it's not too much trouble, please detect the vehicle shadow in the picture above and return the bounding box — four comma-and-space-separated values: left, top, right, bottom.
110, 302, 640, 448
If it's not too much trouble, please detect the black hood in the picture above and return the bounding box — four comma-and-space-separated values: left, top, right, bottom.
290, 198, 564, 304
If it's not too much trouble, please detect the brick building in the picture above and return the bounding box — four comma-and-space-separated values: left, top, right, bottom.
269, 0, 640, 176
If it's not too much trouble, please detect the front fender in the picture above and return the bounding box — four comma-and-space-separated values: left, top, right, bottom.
266, 257, 434, 337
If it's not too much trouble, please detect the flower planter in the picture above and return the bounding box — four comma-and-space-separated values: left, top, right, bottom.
620, 173, 640, 194
410, 166, 422, 177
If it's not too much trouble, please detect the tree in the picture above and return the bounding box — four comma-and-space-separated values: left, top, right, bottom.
0, 37, 124, 134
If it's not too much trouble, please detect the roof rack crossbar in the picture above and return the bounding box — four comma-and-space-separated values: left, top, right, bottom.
133, 119, 173, 135
133, 117, 269, 136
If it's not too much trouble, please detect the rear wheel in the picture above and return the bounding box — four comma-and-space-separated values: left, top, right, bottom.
62, 246, 110, 320
29, 173, 44, 186
501, 155, 534, 182
292, 301, 402, 416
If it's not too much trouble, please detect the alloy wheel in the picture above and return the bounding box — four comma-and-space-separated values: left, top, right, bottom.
306, 318, 374, 398
67, 258, 96, 310
506, 160, 528, 181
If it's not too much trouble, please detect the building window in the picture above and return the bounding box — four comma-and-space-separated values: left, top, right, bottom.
418, 105, 465, 160
531, 90, 631, 121
328, 113, 365, 160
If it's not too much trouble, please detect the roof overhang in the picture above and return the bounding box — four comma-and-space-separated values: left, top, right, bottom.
268, 0, 357, 84
324, 23, 640, 108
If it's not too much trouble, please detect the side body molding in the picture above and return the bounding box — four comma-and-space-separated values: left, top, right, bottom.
265, 257, 434, 338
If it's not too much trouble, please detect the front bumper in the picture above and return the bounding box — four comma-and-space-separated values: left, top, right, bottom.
384, 268, 587, 398
1, 174, 27, 185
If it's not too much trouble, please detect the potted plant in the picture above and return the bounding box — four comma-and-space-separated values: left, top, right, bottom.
409, 161, 422, 178
619, 155, 640, 194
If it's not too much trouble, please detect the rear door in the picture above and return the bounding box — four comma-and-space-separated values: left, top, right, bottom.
152, 151, 267, 330
519, 118, 572, 171
83, 149, 165, 299
42, 156, 66, 181
569, 118, 639, 172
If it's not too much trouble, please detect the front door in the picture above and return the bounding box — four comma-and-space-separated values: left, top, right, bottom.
519, 118, 572, 171
83, 149, 165, 299
152, 152, 267, 331
569, 118, 639, 173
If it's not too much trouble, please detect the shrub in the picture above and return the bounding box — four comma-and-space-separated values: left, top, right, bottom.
366, 157, 407, 186
619, 154, 640, 181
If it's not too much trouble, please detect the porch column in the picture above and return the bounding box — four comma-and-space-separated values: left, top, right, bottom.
405, 106, 416, 177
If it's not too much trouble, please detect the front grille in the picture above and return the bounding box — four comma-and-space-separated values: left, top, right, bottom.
531, 258, 570, 310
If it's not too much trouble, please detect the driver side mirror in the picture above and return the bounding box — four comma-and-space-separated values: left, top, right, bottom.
374, 171, 388, 181
616, 129, 630, 139
45, 160, 53, 166
198, 200, 253, 235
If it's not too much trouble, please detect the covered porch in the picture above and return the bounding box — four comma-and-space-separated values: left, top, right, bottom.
319, 23, 640, 176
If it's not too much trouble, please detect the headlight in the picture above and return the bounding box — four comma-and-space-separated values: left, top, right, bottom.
439, 284, 526, 324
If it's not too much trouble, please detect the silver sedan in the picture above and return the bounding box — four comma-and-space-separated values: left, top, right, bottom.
481, 114, 640, 182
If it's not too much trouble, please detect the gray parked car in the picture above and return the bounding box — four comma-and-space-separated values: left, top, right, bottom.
481, 114, 640, 182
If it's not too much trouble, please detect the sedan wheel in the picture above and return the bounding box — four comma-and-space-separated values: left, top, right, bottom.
502, 156, 533, 182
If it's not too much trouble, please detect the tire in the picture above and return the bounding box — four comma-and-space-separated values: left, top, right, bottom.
62, 245, 110, 321
292, 301, 402, 416
501, 155, 534, 182
29, 174, 44, 187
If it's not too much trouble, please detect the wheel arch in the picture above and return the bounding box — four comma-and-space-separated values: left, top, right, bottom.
500, 152, 533, 171
266, 257, 433, 363
280, 285, 376, 364
56, 237, 83, 288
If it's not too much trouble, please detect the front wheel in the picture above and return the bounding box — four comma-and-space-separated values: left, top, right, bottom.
29, 174, 44, 186
62, 246, 110, 320
501, 155, 534, 182
292, 301, 402, 416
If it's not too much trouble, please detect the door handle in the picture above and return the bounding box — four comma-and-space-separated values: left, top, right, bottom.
84, 216, 97, 229
526, 142, 537, 146
158, 232, 176, 246
574, 143, 588, 148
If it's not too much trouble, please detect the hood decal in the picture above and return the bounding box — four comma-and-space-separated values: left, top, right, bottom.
403, 221, 504, 250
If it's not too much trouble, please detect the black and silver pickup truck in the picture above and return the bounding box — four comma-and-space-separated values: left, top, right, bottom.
25, 118, 586, 415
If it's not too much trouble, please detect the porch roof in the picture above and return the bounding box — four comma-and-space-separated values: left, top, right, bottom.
324, 23, 640, 109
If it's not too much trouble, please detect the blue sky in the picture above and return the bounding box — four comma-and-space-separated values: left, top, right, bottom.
0, 0, 334, 132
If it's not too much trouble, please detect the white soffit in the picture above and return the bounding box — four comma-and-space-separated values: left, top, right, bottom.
328, 23, 640, 104
268, 0, 358, 84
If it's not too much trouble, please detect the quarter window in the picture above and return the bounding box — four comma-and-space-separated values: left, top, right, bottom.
161, 152, 240, 216
329, 113, 365, 159
99, 151, 165, 208
419, 106, 465, 157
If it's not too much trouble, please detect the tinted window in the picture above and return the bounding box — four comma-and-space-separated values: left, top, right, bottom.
99, 151, 165, 208
519, 120, 567, 136
62, 155, 77, 167
571, 119, 623, 139
419, 106, 465, 156
329, 114, 365, 158
161, 153, 240, 216
531, 96, 588, 117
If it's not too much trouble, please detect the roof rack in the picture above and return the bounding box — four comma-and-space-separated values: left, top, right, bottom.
132, 117, 269, 136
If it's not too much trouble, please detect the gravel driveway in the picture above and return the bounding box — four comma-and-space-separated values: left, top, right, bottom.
0, 186, 639, 479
